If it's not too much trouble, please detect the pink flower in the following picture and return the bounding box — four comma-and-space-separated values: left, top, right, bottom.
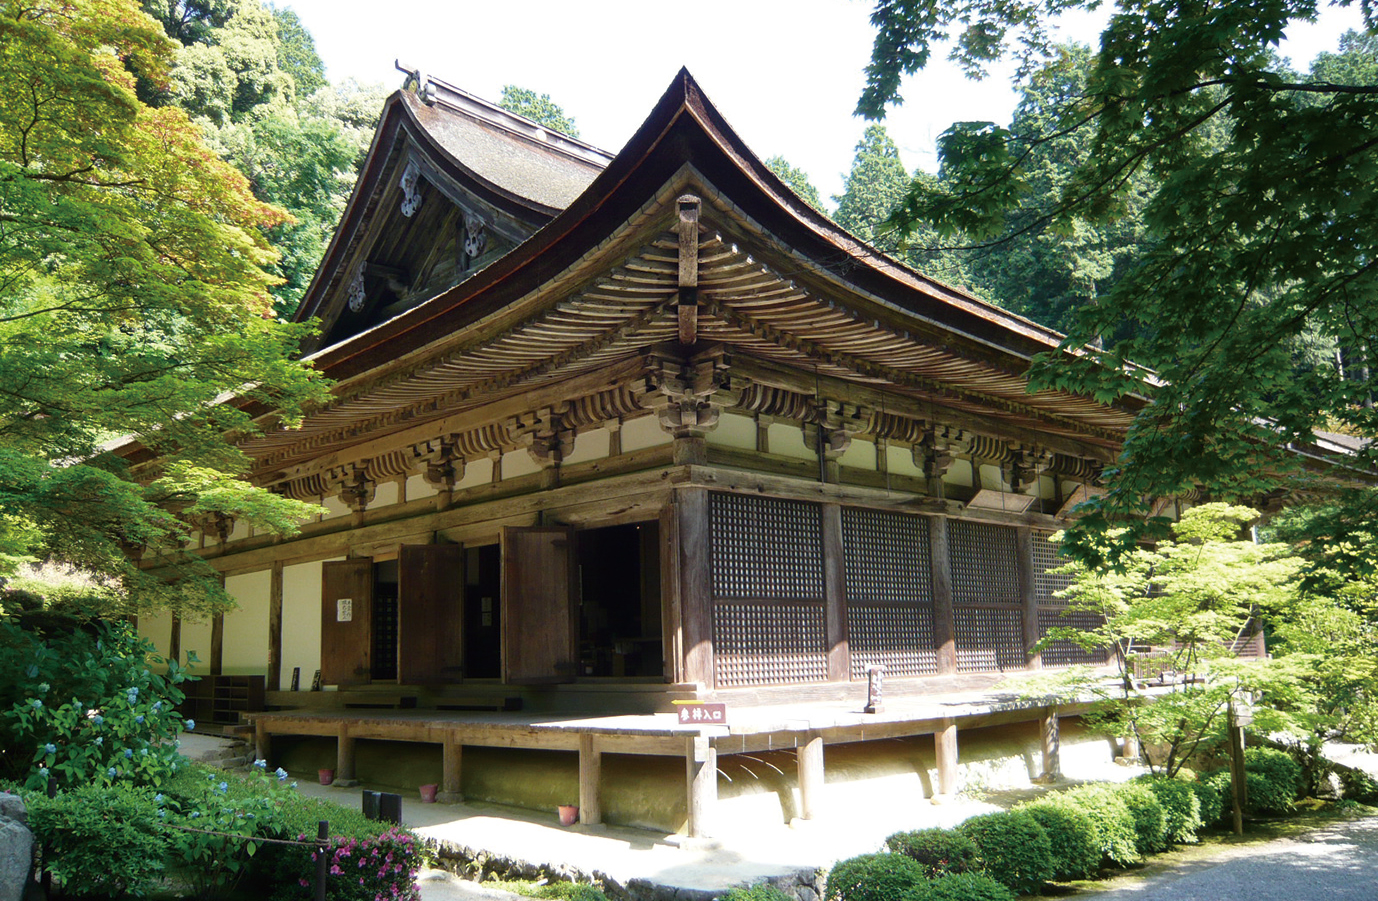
330, 864, 344, 876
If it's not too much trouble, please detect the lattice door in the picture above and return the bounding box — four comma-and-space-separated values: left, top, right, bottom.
709, 493, 827, 687
1037, 609, 1109, 667
1031, 529, 1074, 604
954, 607, 1025, 672
949, 520, 1024, 671
842, 508, 938, 678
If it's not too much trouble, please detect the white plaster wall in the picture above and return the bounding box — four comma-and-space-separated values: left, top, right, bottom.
943, 458, 974, 489
140, 609, 173, 669
978, 463, 1011, 492
180, 617, 213, 673
372, 480, 399, 509
501, 448, 541, 479
281, 559, 335, 686
322, 494, 351, 519
229, 520, 249, 542
886, 444, 926, 478
563, 427, 611, 465
406, 474, 438, 501
457, 456, 494, 489
620, 415, 671, 452
706, 413, 756, 451
222, 570, 271, 676
838, 438, 876, 471
767, 422, 814, 461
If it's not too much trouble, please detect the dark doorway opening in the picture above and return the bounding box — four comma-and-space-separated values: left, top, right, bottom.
576, 522, 662, 677
463, 544, 501, 678
372, 559, 399, 681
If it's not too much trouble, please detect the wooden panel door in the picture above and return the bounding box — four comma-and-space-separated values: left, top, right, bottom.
397, 544, 465, 684
501, 526, 577, 684
321, 559, 373, 686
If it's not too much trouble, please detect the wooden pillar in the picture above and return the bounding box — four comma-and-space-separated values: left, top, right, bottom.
660, 504, 683, 682
169, 614, 182, 668
254, 719, 271, 765
686, 733, 717, 838
930, 518, 957, 674
797, 733, 825, 820
1040, 709, 1061, 781
439, 738, 463, 803
209, 614, 224, 676
579, 733, 603, 826
935, 718, 959, 797
677, 489, 714, 687
821, 504, 849, 682
336, 724, 357, 786
267, 562, 284, 691
1017, 526, 1040, 668
1228, 706, 1247, 836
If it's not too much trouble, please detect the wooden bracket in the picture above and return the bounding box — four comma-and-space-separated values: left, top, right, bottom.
677, 195, 701, 345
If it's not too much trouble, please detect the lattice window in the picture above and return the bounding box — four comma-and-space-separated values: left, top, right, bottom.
713, 602, 828, 687
841, 508, 933, 605
954, 607, 1025, 672
1037, 609, 1109, 667
848, 605, 938, 678
949, 520, 1020, 604
710, 493, 825, 600
1032, 529, 1074, 605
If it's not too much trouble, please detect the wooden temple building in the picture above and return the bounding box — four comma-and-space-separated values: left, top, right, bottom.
129, 70, 1199, 834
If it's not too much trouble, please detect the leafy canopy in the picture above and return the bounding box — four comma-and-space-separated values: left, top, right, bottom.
0, 0, 325, 610
860, 0, 1378, 561
498, 84, 580, 137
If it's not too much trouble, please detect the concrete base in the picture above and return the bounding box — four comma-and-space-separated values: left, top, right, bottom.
436, 791, 465, 804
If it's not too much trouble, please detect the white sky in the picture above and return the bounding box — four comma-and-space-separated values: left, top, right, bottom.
282, 1, 1366, 204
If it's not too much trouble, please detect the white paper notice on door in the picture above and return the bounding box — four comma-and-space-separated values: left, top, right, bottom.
337, 598, 353, 622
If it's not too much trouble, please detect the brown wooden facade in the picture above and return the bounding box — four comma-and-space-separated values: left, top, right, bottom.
132, 70, 1176, 710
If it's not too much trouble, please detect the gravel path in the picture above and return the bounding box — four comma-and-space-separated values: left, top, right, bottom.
1078, 814, 1378, 900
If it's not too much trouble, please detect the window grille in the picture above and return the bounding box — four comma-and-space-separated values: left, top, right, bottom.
710, 493, 824, 600
948, 520, 1020, 604
847, 605, 939, 678
841, 508, 933, 604
1032, 528, 1074, 604
954, 607, 1025, 672
713, 602, 828, 686
1037, 609, 1109, 667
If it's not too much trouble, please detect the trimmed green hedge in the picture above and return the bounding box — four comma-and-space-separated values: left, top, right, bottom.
1054, 784, 1140, 866
1015, 800, 1101, 880
927, 872, 1015, 901
826, 852, 927, 901
886, 828, 980, 878
1114, 783, 1168, 854
1132, 775, 1205, 844
718, 886, 793, 901
957, 810, 1054, 896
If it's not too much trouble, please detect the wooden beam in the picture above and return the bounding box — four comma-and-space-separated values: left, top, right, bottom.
1017, 526, 1039, 669
210, 613, 224, 676
678, 488, 714, 686
935, 718, 959, 797
170, 615, 182, 669
337, 723, 357, 786
579, 733, 603, 826
267, 562, 284, 691
1040, 708, 1061, 782
255, 718, 271, 764
439, 739, 463, 803
686, 733, 717, 839
797, 733, 825, 821
821, 504, 849, 682
930, 518, 956, 675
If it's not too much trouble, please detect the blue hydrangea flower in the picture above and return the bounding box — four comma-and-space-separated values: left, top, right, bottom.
253, 758, 266, 769
152, 701, 162, 712
43, 743, 55, 755
126, 687, 139, 704
106, 767, 117, 778
93, 737, 103, 746
91, 714, 103, 726
29, 699, 41, 709
189, 811, 200, 819
275, 767, 289, 781
157, 810, 166, 818
25, 665, 38, 679
124, 748, 133, 758
217, 781, 228, 793
184, 718, 195, 731
154, 793, 163, 803
140, 748, 148, 756
134, 715, 144, 724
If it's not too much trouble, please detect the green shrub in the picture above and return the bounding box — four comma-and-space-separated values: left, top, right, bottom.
1245, 748, 1302, 802
1056, 784, 1139, 867
826, 853, 927, 901
1132, 776, 1204, 844
886, 828, 980, 877
1112, 783, 1168, 854
26, 782, 168, 898
957, 810, 1054, 896
1015, 800, 1100, 881
1187, 773, 1225, 826
927, 872, 1015, 901
0, 617, 191, 791
1245, 770, 1293, 815
719, 886, 793, 901
1337, 765, 1378, 803
1200, 770, 1234, 823
162, 765, 293, 898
